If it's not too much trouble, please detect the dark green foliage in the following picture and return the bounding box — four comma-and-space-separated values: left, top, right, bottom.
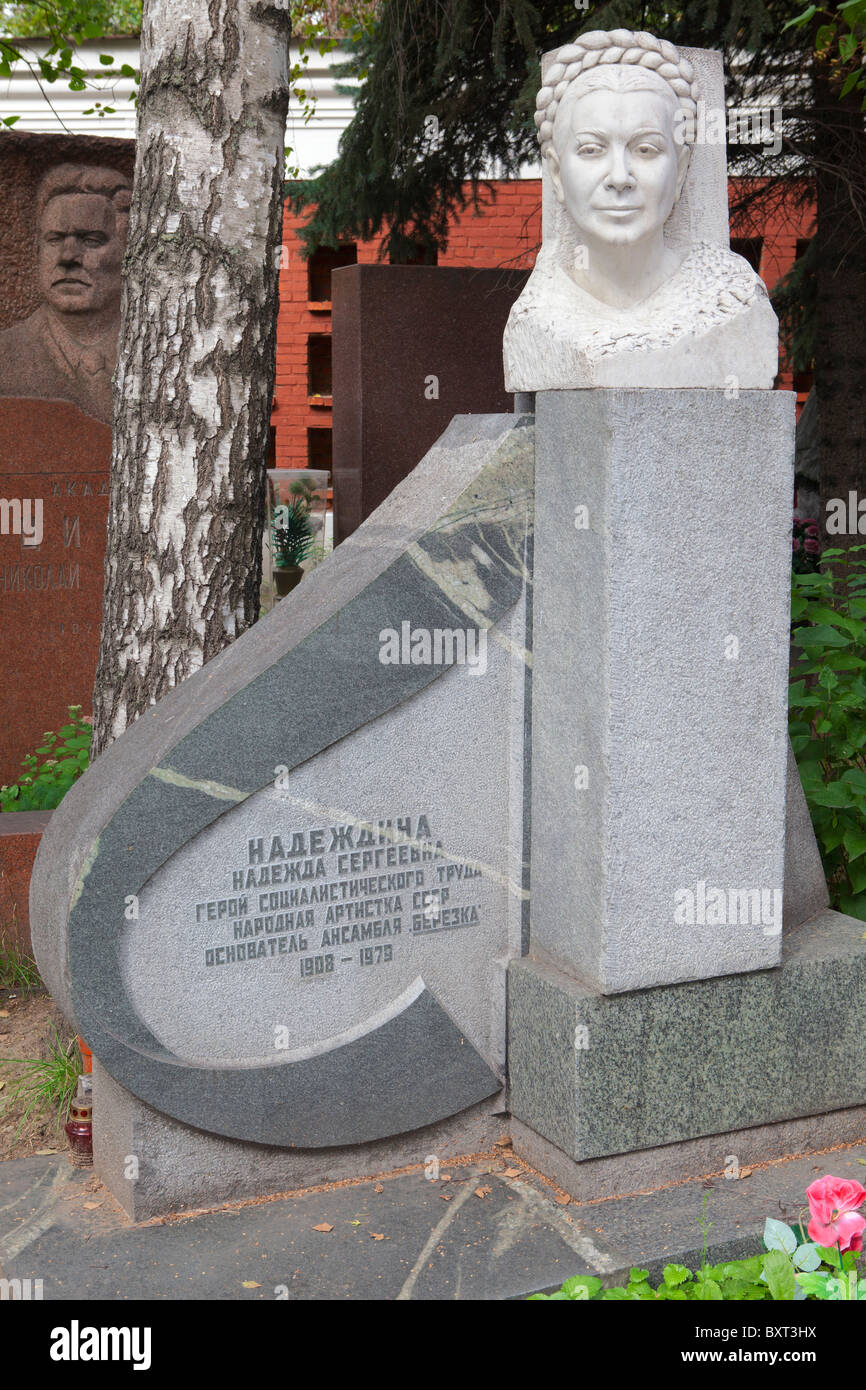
289, 2, 818, 262
272, 498, 315, 568
789, 545, 866, 920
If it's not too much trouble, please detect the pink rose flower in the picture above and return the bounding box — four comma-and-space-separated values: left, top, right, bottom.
807, 1175, 866, 1253
804, 538, 821, 554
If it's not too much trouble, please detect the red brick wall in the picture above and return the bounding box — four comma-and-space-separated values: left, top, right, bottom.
273, 178, 816, 471
0, 811, 51, 957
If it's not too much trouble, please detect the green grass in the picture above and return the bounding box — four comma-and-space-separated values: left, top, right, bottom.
0, 939, 42, 993
0, 1028, 81, 1134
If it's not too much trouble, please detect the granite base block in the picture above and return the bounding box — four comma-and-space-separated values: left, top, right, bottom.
507, 909, 866, 1162
92, 1060, 507, 1222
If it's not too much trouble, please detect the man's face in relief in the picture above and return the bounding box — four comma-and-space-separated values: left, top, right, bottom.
37, 193, 124, 317
552, 85, 682, 249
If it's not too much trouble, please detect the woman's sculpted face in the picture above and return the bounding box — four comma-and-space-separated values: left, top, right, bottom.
553, 86, 681, 246
547, 68, 691, 306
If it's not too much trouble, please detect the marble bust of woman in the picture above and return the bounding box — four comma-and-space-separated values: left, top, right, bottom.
503, 30, 779, 390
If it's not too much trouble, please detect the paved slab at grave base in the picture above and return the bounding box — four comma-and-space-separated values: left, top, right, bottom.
510, 1106, 866, 1204
508, 910, 866, 1163
93, 1059, 506, 1221
3, 1138, 865, 1300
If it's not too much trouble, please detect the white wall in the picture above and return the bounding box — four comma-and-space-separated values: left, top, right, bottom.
0, 37, 357, 176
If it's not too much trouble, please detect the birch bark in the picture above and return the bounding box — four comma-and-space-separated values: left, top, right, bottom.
92, 0, 291, 755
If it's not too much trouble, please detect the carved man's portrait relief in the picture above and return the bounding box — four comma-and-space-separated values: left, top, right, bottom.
0, 163, 131, 424
503, 30, 779, 390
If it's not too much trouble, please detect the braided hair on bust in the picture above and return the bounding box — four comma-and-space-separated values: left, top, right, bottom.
534, 29, 701, 161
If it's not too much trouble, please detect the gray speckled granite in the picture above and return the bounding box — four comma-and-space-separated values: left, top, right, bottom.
508, 908, 866, 1161
31, 413, 533, 1151
532, 389, 795, 993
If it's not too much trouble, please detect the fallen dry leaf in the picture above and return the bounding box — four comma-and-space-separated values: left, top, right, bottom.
0, 1010, 9, 1018
374, 1183, 384, 1193
439, 1192, 452, 1201
474, 1186, 491, 1199
35, 1148, 58, 1156
241, 1281, 261, 1289
503, 1167, 521, 1179
312, 1222, 334, 1233
440, 1173, 452, 1182
555, 1193, 571, 1205
83, 1201, 102, 1210
370, 1232, 385, 1241
0, 1080, 5, 1091
738, 1166, 753, 1179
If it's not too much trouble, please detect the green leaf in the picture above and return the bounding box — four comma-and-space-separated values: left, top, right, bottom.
805, 782, 854, 808
99, 54, 115, 66
762, 1249, 796, 1300
839, 33, 858, 61
793, 1243, 822, 1272
795, 1271, 831, 1298
560, 1275, 601, 1300
783, 3, 817, 30
797, 624, 852, 648
695, 1278, 722, 1300
844, 829, 866, 863
764, 1217, 797, 1255
816, 24, 838, 51
663, 1263, 691, 1287
816, 1243, 842, 1269
628, 1267, 649, 1283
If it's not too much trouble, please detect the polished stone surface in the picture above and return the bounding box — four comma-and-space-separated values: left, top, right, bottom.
0, 400, 110, 784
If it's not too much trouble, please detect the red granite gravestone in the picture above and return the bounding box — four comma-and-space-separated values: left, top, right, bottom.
331, 266, 529, 543
0, 132, 133, 785
0, 399, 110, 784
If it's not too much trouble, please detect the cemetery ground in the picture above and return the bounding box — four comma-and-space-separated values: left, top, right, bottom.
0, 973, 67, 1161
1, 957, 865, 1302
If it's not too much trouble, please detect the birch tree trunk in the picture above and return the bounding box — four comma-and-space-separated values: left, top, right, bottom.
91, 0, 291, 756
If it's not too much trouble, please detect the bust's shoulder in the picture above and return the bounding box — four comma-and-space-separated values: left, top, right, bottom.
677, 241, 769, 306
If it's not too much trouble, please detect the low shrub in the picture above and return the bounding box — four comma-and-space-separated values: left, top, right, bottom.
529, 1176, 866, 1301
0, 706, 91, 812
